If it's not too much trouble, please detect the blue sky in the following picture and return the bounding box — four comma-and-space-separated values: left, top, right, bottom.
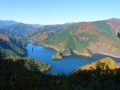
0, 0, 120, 25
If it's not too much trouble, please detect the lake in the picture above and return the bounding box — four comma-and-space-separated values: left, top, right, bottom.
26, 43, 120, 75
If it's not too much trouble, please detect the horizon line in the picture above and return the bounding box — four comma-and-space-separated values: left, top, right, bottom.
0, 18, 120, 25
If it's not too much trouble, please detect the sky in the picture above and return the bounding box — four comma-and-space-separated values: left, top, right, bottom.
0, 0, 120, 25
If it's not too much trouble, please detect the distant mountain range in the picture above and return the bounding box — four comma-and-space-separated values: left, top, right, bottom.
0, 20, 43, 29
0, 20, 72, 56
0, 20, 18, 28
0, 18, 120, 57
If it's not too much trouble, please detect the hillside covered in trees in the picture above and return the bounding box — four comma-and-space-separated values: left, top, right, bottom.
1, 52, 120, 90
33, 18, 120, 58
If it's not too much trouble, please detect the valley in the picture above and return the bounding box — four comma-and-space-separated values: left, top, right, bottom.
26, 42, 120, 74
0, 18, 120, 75
1, 1, 120, 89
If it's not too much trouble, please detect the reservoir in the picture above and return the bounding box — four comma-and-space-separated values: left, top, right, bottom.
26, 43, 120, 75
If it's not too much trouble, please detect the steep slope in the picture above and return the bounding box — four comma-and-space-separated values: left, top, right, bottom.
0, 33, 10, 42
31, 24, 70, 38
0, 33, 27, 56
107, 18, 120, 34
0, 20, 42, 46
32, 18, 120, 57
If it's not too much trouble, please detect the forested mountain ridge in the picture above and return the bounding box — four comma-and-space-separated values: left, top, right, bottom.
0, 20, 43, 56
0, 54, 120, 90
0, 20, 73, 56
1, 18, 120, 57
32, 18, 120, 57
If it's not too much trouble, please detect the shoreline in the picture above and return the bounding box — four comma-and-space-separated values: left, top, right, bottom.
31, 42, 120, 59
96, 53, 120, 59
46, 45, 120, 59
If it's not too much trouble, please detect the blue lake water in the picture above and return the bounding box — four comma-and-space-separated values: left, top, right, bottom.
26, 43, 120, 75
